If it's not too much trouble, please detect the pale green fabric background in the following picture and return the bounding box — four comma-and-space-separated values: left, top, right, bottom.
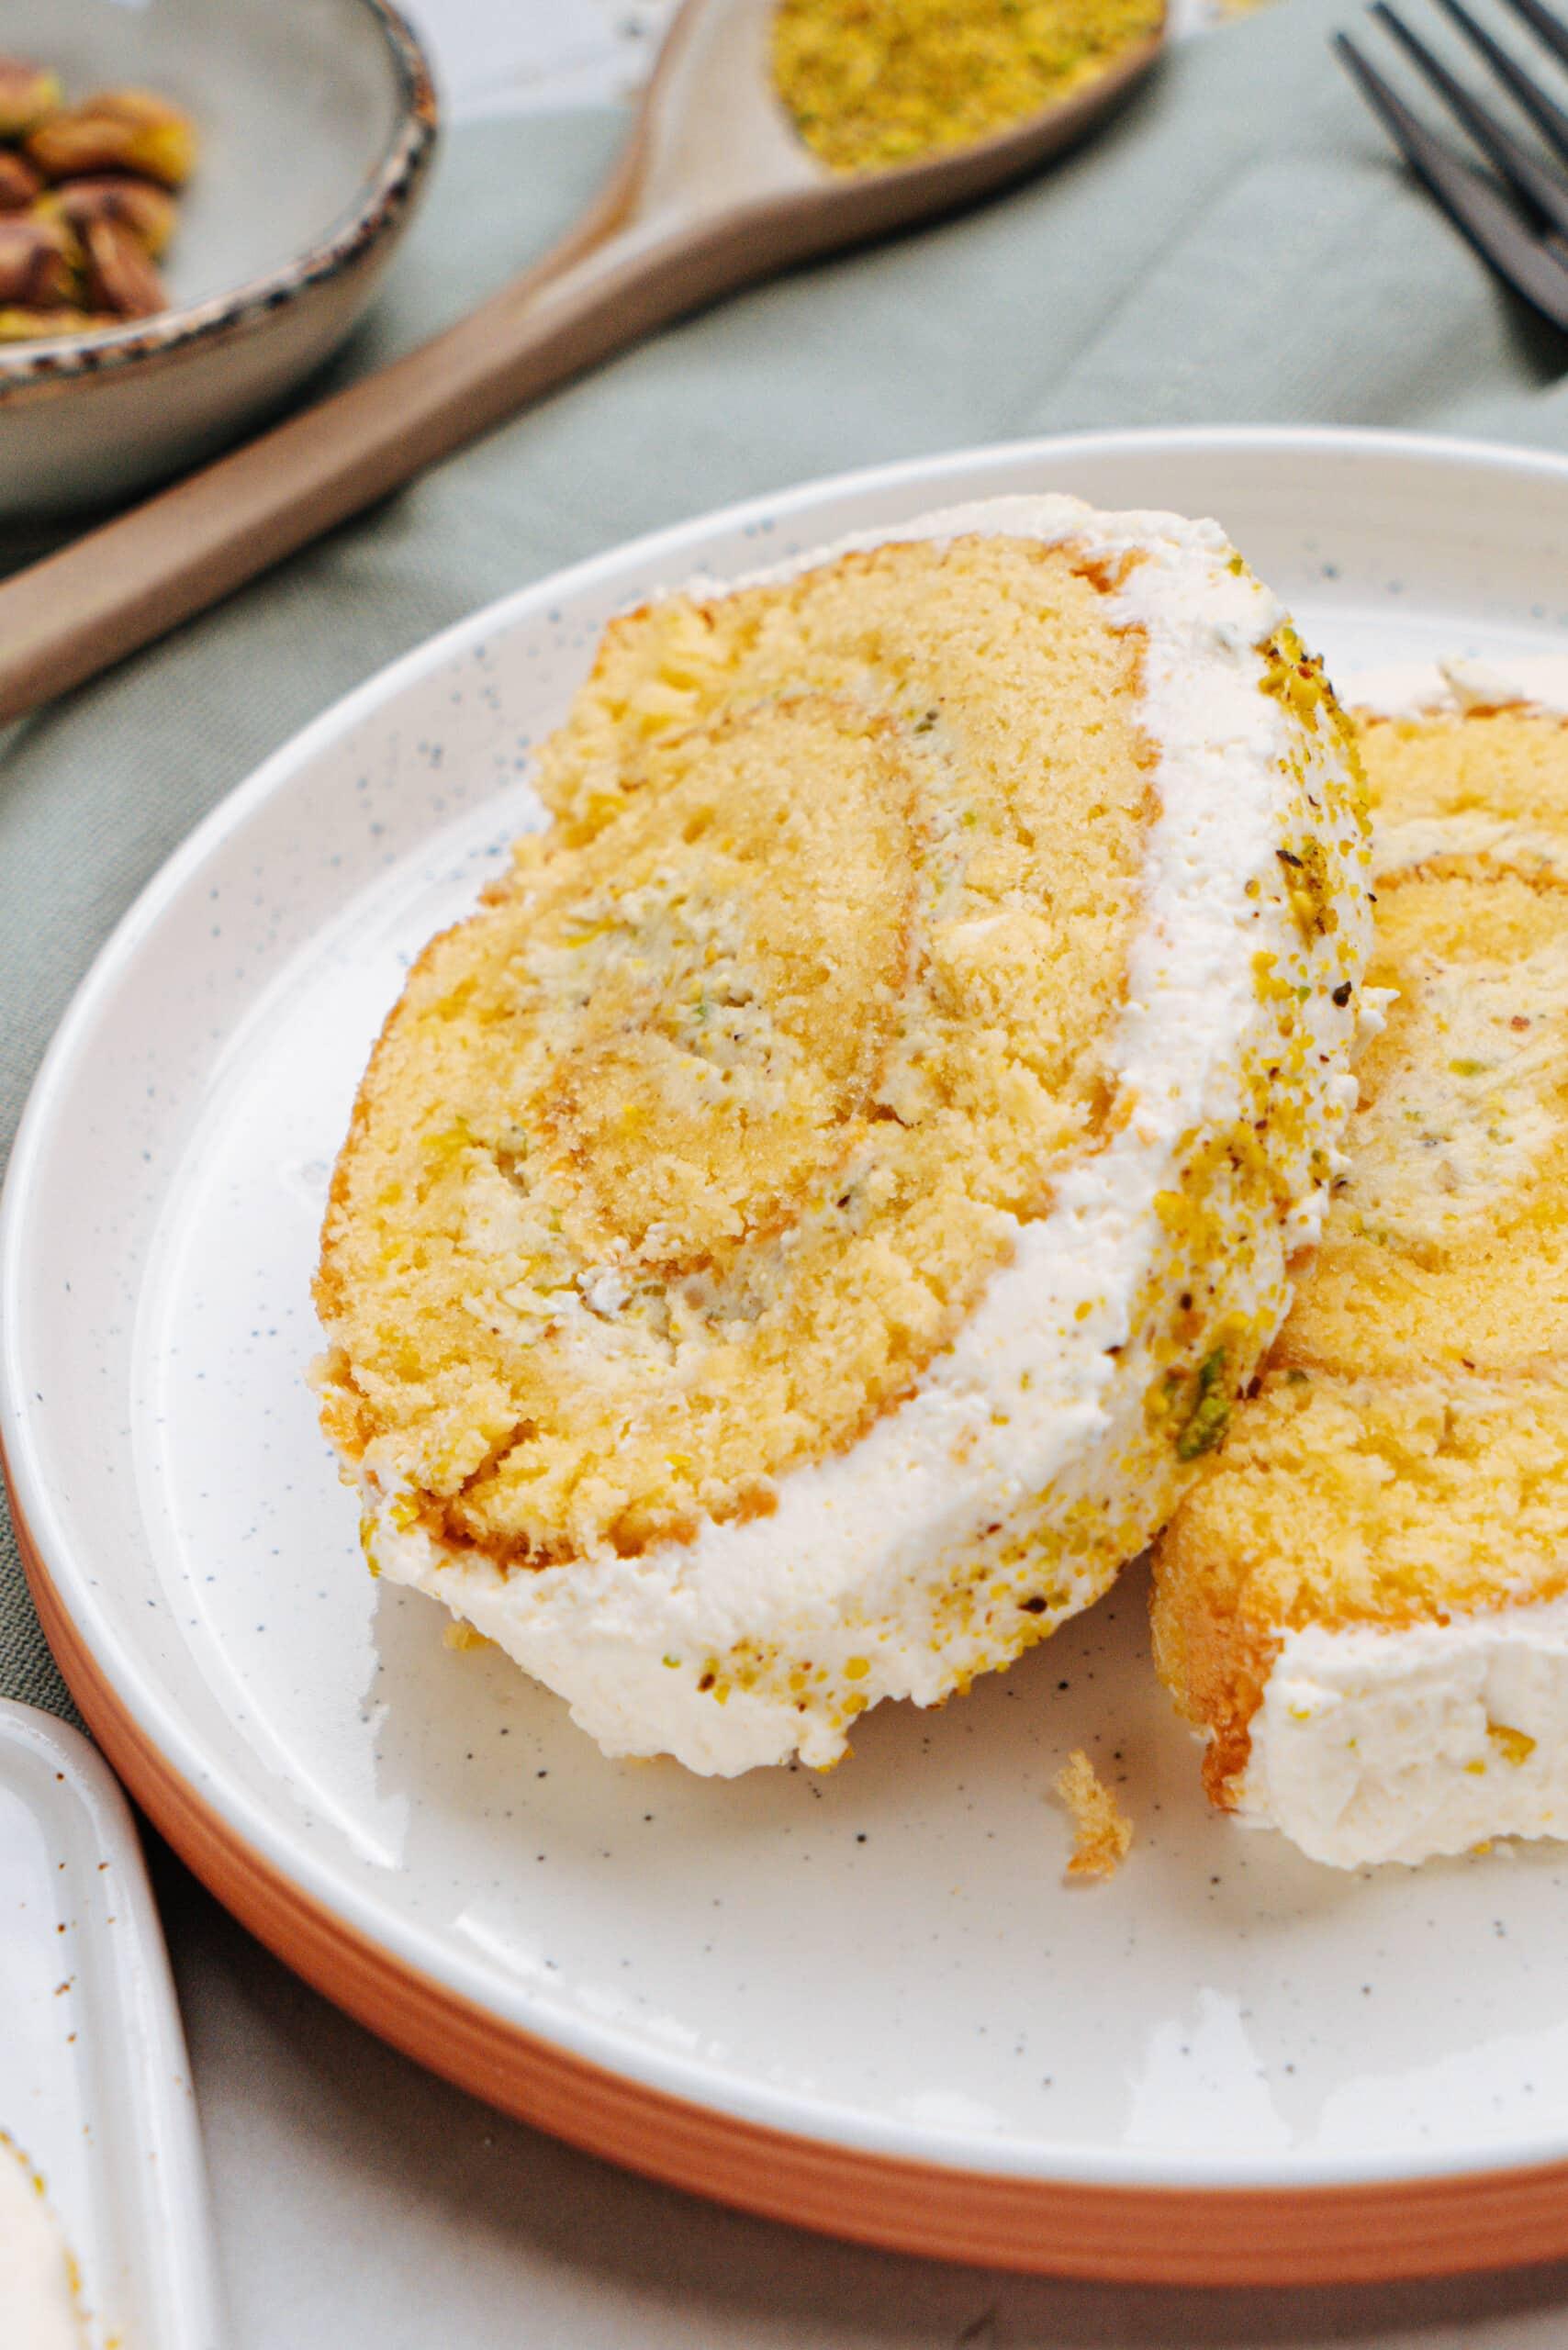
2, 0, 1562, 1717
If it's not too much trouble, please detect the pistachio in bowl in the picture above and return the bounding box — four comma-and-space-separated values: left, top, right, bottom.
0, 0, 437, 520
0, 58, 197, 342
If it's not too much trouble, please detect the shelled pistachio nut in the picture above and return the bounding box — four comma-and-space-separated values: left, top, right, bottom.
79, 214, 165, 317
0, 304, 109, 341
27, 89, 196, 188
0, 151, 42, 211
0, 214, 77, 309
42, 174, 177, 257
0, 57, 62, 142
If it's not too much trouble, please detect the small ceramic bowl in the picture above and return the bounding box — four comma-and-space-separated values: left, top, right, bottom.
0, 0, 438, 520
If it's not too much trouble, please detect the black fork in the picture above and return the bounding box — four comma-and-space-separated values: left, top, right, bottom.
1337, 0, 1568, 329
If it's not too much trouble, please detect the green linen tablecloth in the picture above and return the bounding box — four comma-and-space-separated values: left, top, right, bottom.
2, 0, 1562, 1718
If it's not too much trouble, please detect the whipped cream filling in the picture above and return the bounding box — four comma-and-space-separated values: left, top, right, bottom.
364, 496, 1369, 1774
1242, 1600, 1568, 1868
0, 2136, 83, 2350
1236, 657, 1568, 1867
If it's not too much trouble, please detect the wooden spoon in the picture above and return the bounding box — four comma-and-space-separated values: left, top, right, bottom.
0, 0, 1164, 721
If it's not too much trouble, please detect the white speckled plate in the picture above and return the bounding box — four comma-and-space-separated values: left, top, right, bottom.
10, 428, 1568, 2285
0, 1699, 222, 2348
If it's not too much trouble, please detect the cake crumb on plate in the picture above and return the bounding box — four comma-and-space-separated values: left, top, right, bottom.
1056, 1749, 1132, 1881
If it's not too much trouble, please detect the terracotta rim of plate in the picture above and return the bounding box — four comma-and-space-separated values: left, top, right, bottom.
11, 1459, 1568, 2285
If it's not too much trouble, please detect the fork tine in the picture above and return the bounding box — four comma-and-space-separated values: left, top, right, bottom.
1495, 0, 1568, 73
1334, 30, 1568, 327
1372, 1, 1568, 232
1432, 0, 1568, 168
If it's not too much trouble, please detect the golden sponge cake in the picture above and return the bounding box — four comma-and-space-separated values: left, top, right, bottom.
314, 496, 1371, 1774
1153, 666, 1568, 1865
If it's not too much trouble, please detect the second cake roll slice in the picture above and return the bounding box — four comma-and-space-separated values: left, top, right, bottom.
1154, 667, 1568, 1866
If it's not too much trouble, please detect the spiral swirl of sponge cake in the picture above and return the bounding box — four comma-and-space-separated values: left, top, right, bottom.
315, 497, 1371, 1774
318, 534, 1150, 1563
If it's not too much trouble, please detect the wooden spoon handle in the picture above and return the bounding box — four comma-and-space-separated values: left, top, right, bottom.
0, 177, 747, 722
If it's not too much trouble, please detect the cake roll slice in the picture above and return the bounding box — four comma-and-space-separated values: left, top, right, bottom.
1154, 664, 1568, 1864
314, 496, 1370, 1774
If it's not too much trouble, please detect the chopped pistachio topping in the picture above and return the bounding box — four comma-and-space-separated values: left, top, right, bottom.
1168, 1346, 1234, 1461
